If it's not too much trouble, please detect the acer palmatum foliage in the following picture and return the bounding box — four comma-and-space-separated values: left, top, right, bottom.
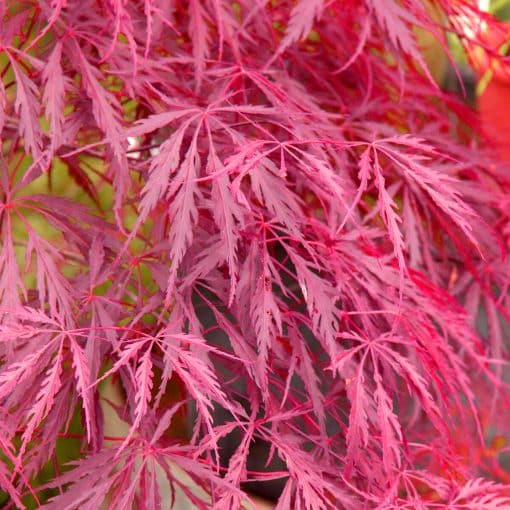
1, 0, 510, 508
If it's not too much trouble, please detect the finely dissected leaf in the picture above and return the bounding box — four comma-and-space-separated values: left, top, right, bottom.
368, 0, 422, 57
208, 151, 244, 305
0, 457, 24, 509
25, 230, 74, 322
373, 373, 402, 474
448, 478, 510, 509
214, 423, 254, 508
189, 0, 211, 90
288, 249, 340, 357
41, 448, 124, 509
132, 347, 154, 432
0, 224, 25, 311
248, 154, 304, 237
279, 0, 325, 49
42, 41, 67, 155
137, 122, 191, 221
345, 368, 370, 470
20, 342, 64, 454
159, 332, 233, 434
8, 52, 42, 160
250, 244, 283, 386
0, 343, 53, 402
1, 0, 510, 508
69, 336, 95, 444
375, 136, 481, 249
165, 133, 202, 297
69, 42, 125, 154
371, 148, 406, 273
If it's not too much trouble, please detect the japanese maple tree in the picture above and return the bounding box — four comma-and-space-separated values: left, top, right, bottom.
1, 0, 510, 508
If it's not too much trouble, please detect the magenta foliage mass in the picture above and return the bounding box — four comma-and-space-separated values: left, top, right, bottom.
1, 1, 510, 508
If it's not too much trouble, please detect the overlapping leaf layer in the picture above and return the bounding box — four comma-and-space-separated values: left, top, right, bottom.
1, 1, 510, 508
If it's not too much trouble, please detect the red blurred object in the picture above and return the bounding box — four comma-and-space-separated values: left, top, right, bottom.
474, 22, 510, 164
